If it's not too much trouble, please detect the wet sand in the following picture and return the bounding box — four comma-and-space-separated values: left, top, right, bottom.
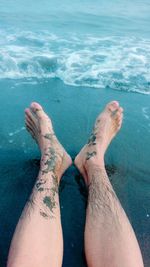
0, 78, 149, 266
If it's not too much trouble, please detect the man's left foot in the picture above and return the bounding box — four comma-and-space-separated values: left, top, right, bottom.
74, 101, 123, 185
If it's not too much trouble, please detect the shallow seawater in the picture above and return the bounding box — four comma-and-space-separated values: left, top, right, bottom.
0, 78, 150, 267
0, 0, 150, 266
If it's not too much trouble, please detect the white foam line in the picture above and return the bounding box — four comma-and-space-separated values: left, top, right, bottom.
0, 32, 150, 94
9, 126, 25, 137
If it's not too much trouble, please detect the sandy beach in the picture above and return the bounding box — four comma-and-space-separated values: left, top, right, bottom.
0, 78, 149, 266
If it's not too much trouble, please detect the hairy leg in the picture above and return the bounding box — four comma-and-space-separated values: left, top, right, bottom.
75, 101, 144, 267
7, 102, 72, 267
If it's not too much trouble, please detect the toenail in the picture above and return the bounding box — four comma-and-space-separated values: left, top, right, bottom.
112, 101, 119, 106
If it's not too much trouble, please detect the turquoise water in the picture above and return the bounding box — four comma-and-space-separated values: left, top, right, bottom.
0, 0, 150, 94
0, 1, 150, 267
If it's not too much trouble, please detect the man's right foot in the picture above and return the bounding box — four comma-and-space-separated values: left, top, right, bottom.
74, 101, 123, 185
25, 102, 72, 181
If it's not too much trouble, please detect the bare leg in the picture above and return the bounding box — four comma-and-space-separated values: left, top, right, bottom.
7, 102, 72, 267
75, 101, 144, 267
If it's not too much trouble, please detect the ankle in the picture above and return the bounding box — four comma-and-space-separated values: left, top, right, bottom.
85, 157, 105, 173
40, 152, 62, 184
85, 162, 109, 187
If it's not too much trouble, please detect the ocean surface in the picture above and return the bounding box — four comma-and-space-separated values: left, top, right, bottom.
0, 0, 150, 94
0, 0, 150, 266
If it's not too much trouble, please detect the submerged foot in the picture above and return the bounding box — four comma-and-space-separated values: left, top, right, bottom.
25, 102, 72, 181
74, 101, 123, 185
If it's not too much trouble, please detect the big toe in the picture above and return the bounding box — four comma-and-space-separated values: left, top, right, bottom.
106, 101, 119, 112
30, 102, 54, 133
30, 102, 49, 120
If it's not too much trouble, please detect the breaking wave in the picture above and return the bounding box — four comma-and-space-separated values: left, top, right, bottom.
0, 30, 150, 94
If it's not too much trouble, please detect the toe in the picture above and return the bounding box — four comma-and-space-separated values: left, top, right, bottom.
30, 102, 48, 120
117, 113, 123, 129
25, 108, 37, 125
106, 101, 119, 112
116, 107, 123, 117
112, 106, 123, 121
30, 102, 43, 112
25, 115, 37, 132
119, 113, 123, 124
117, 107, 123, 123
118, 120, 123, 130
113, 109, 123, 130
118, 107, 124, 113
30, 102, 53, 132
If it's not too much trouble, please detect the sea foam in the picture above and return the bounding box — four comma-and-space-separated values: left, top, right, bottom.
0, 30, 150, 94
